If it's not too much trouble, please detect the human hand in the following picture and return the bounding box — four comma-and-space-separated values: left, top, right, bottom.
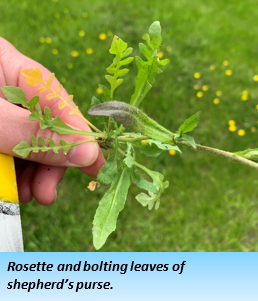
0, 38, 105, 205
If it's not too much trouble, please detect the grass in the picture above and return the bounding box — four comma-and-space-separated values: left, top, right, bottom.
1, 0, 258, 251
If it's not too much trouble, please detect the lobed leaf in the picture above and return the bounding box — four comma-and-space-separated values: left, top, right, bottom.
20, 68, 44, 87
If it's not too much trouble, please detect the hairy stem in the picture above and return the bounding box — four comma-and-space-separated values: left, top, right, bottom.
179, 140, 258, 170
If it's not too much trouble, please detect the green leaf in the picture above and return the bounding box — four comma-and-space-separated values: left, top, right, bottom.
134, 164, 169, 210
97, 136, 119, 185
130, 167, 158, 194
134, 139, 181, 157
175, 134, 196, 149
1, 86, 27, 106
178, 111, 201, 135
130, 21, 167, 108
234, 148, 258, 162
90, 96, 101, 106
98, 84, 111, 102
93, 168, 131, 250
105, 35, 134, 99
13, 136, 85, 158
88, 101, 174, 143
123, 143, 135, 168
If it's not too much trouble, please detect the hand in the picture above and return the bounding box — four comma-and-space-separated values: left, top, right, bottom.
0, 38, 105, 205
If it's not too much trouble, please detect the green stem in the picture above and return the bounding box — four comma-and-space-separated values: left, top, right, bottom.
179, 140, 258, 170
118, 135, 149, 143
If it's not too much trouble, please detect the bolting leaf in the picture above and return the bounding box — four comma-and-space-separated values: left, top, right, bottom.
123, 143, 135, 168
93, 168, 131, 250
130, 21, 168, 108
178, 111, 201, 135
88, 101, 174, 143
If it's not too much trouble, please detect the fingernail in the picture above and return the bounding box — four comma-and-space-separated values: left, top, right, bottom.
68, 140, 99, 167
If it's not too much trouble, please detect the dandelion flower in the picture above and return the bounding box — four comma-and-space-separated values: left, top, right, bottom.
253, 75, 258, 81
242, 94, 248, 101
39, 37, 45, 43
67, 63, 73, 69
52, 48, 58, 55
251, 127, 256, 133
209, 65, 215, 70
193, 84, 199, 90
166, 46, 172, 52
223, 60, 229, 66
157, 52, 164, 58
228, 120, 235, 126
99, 33, 107, 40
197, 91, 203, 98
96, 87, 103, 94
194, 72, 201, 79
213, 98, 220, 105
225, 69, 232, 76
141, 140, 148, 145
169, 149, 176, 155
79, 30, 85, 37
202, 85, 208, 91
229, 125, 237, 132
45, 37, 52, 44
256, 104, 258, 110
86, 48, 93, 55
238, 129, 245, 136
71, 50, 79, 57
216, 91, 222, 96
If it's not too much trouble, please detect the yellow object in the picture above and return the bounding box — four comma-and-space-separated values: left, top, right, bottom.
228, 120, 235, 126
238, 129, 245, 136
196, 91, 203, 98
213, 98, 220, 104
202, 85, 208, 91
216, 91, 222, 97
225, 69, 232, 76
194, 72, 201, 79
0, 154, 18, 204
169, 149, 176, 155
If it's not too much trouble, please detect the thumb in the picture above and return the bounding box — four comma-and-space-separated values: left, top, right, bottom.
0, 97, 99, 167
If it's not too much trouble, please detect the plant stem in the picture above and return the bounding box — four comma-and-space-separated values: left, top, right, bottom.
179, 140, 258, 170
118, 135, 149, 143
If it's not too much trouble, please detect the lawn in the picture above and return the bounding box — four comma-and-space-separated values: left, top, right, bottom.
1, 0, 258, 251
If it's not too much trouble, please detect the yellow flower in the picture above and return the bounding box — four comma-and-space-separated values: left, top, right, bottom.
256, 104, 258, 110
238, 129, 245, 136
45, 37, 52, 44
142, 34, 146, 40
86, 48, 93, 55
228, 120, 235, 126
82, 12, 88, 18
96, 87, 103, 94
67, 63, 73, 69
209, 64, 215, 70
193, 84, 199, 90
54, 13, 60, 19
216, 91, 222, 96
225, 69, 232, 76
166, 46, 172, 52
71, 50, 79, 57
253, 75, 258, 81
52, 48, 58, 55
251, 127, 256, 133
202, 85, 208, 91
169, 149, 176, 155
228, 125, 237, 132
157, 52, 164, 58
39, 37, 45, 43
223, 60, 229, 66
194, 72, 201, 79
60, 77, 66, 83
141, 140, 148, 145
196, 91, 203, 98
79, 30, 85, 37
213, 98, 220, 105
99, 33, 107, 40
107, 30, 113, 36
242, 94, 248, 101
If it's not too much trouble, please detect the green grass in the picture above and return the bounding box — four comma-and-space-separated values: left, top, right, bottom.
1, 0, 258, 251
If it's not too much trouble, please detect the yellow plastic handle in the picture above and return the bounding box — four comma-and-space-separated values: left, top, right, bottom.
0, 154, 23, 252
